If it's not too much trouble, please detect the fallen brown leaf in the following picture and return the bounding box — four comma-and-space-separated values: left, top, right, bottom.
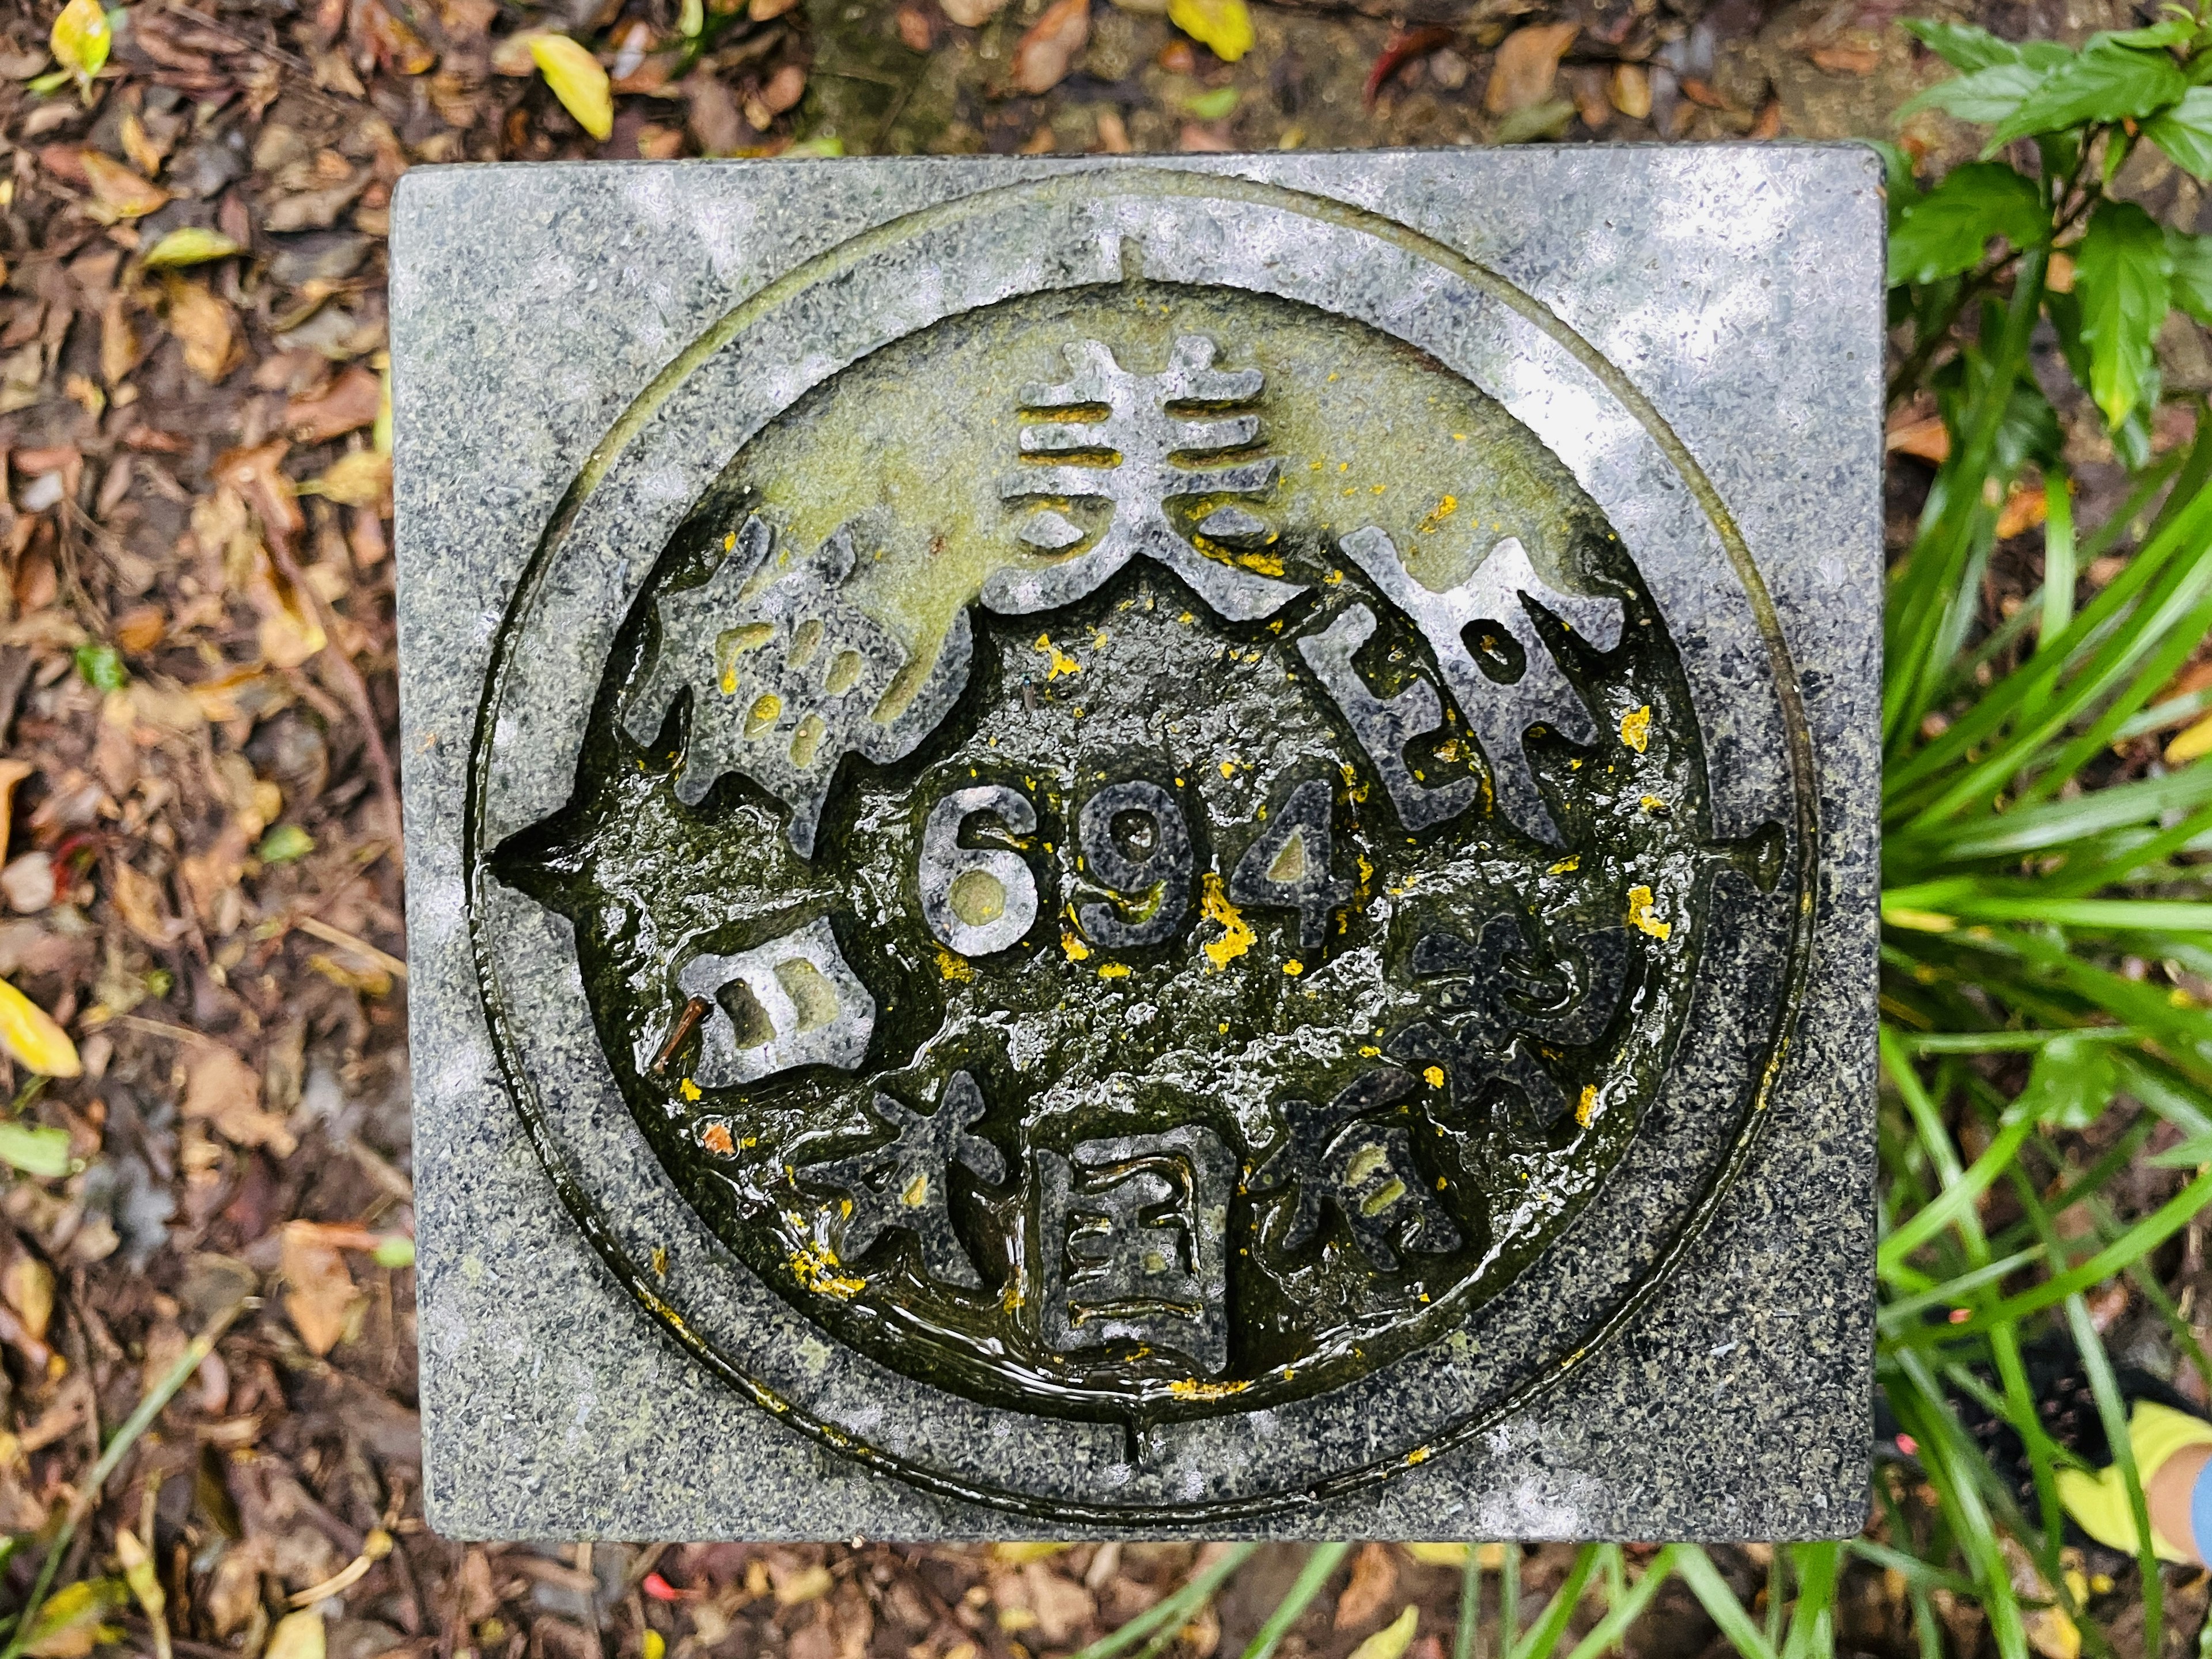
109, 859, 185, 947
162, 277, 242, 384
1808, 41, 1879, 73
1886, 412, 1949, 464
285, 366, 382, 444
1010, 0, 1090, 94
281, 1222, 363, 1356
0, 760, 32, 858
760, 62, 807, 113
79, 150, 170, 221
1485, 21, 1577, 115
1335, 1542, 1399, 1630
183, 1041, 299, 1156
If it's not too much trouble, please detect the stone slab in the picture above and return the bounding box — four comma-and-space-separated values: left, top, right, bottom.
390, 147, 1884, 1541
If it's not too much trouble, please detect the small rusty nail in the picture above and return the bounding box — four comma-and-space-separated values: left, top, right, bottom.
652, 995, 711, 1075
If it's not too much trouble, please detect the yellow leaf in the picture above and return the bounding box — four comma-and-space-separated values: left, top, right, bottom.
0, 978, 80, 1078
1347, 1607, 1419, 1659
142, 226, 247, 268
50, 0, 110, 85
300, 449, 391, 507
530, 34, 613, 140
2165, 711, 2212, 765
1166, 0, 1251, 60
264, 1610, 326, 1659
990, 1542, 1070, 1564
22, 1579, 127, 1659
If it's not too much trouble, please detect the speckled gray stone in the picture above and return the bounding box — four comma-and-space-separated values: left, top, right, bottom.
390, 149, 1883, 1541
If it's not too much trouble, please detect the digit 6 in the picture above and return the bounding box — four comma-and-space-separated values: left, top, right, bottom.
920, 785, 1040, 957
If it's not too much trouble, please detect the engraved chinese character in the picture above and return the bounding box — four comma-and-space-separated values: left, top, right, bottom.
797, 1071, 1006, 1289
1389, 915, 1631, 1135
994, 336, 1304, 624
1036, 1125, 1232, 1376
1250, 1067, 1461, 1271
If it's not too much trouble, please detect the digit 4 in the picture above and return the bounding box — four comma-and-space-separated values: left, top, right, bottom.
1229, 778, 1354, 954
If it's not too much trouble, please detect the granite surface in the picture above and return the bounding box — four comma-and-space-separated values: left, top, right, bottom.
390, 149, 1884, 1540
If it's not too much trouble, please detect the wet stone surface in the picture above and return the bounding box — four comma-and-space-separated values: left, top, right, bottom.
392, 150, 1884, 1539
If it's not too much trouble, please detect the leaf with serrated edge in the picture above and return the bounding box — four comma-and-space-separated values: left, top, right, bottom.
1984, 41, 2187, 147
2147, 85, 2212, 178
1888, 162, 2047, 285
2075, 199, 2173, 427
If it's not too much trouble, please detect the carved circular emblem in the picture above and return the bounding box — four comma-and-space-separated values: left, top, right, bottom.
468, 171, 1816, 1521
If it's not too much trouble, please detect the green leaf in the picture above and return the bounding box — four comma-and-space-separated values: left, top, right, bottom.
1887, 162, 2047, 285
141, 225, 247, 269
1904, 18, 2071, 71
2172, 226, 2212, 321
20, 1578, 128, 1659
257, 824, 315, 865
0, 1122, 72, 1179
72, 642, 124, 693
1984, 39, 2188, 146
372, 1234, 416, 1268
1900, 61, 2051, 124
2074, 199, 2174, 428
1184, 85, 1239, 118
2101, 17, 2198, 50
2013, 1033, 2122, 1129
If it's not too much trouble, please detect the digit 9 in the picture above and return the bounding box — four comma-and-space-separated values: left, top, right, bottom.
1075, 780, 1194, 949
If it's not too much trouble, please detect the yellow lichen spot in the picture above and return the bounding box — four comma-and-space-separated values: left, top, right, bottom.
1200, 874, 1256, 971
1035, 634, 1081, 679
679, 1077, 703, 1103
700, 1120, 733, 1154
1219, 759, 1240, 778
786, 1228, 866, 1299
1283, 960, 1304, 976
1168, 1376, 1253, 1400
1238, 551, 1286, 576
1641, 794, 1667, 812
1423, 1065, 1445, 1089
1324, 568, 1344, 586
902, 1172, 929, 1209
1417, 494, 1459, 534
1358, 1044, 1381, 1058
724, 532, 737, 551
1577, 1085, 1597, 1127
1099, 962, 1131, 979
1061, 931, 1092, 962
1001, 1277, 1026, 1313
1405, 1445, 1432, 1465
1179, 611, 1196, 624
937, 946, 975, 983
1547, 854, 1580, 875
1627, 885, 1672, 941
745, 692, 782, 736
650, 1245, 668, 1277
1619, 704, 1652, 752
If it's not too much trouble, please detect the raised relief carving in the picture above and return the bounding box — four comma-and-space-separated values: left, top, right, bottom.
1249, 1067, 1461, 1271
993, 336, 1306, 624
623, 514, 973, 859
1036, 1126, 1233, 1376
1337, 529, 1624, 846
673, 917, 876, 1088
798, 1070, 1005, 1290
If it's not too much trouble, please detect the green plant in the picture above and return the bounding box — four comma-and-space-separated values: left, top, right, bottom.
1058, 20, 2212, 1659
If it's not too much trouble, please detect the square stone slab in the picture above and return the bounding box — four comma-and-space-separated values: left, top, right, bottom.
391, 148, 1883, 1541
